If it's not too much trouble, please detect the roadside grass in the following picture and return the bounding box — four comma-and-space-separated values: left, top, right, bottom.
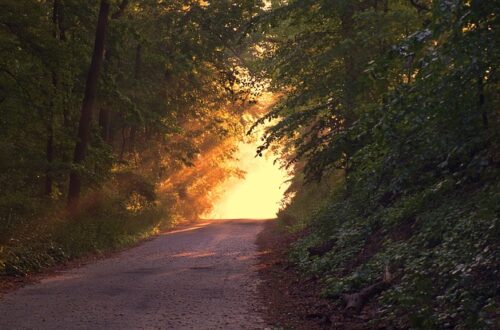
0, 180, 175, 277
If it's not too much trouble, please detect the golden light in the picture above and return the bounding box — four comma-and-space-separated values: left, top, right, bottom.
205, 92, 290, 219
206, 135, 290, 219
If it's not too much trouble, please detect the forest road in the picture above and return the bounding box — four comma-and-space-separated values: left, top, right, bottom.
0, 219, 269, 329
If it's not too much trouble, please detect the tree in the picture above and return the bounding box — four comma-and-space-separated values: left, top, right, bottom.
251, 0, 422, 180
67, 0, 111, 208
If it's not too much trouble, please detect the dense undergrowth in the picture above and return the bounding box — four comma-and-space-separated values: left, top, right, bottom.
266, 1, 499, 329
280, 170, 498, 329
0, 172, 170, 277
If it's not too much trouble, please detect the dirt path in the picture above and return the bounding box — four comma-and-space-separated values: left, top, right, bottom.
0, 219, 268, 329
256, 221, 377, 330
256, 220, 334, 329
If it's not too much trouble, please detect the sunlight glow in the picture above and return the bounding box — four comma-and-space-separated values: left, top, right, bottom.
207, 140, 290, 219
202, 92, 290, 220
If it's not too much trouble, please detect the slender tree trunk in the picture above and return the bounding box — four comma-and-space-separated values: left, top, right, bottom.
128, 43, 141, 158
340, 3, 356, 178
98, 106, 110, 142
472, 16, 488, 130
54, 0, 66, 41
129, 126, 136, 155
45, 115, 54, 196
96, 3, 130, 145
45, 0, 64, 196
478, 73, 488, 129
119, 127, 127, 161
99, 40, 113, 143
67, 0, 110, 208
134, 44, 142, 80
341, 4, 356, 125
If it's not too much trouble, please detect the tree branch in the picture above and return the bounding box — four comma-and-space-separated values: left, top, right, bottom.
111, 0, 129, 19
409, 0, 430, 12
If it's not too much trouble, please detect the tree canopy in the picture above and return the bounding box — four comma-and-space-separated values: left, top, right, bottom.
256, 1, 499, 328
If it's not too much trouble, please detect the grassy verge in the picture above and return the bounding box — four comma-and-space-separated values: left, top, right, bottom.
0, 178, 177, 278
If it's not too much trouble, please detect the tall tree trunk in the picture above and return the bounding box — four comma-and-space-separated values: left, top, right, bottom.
340, 3, 357, 177
96, 3, 130, 144
45, 0, 64, 196
478, 75, 487, 129
128, 43, 142, 158
67, 0, 110, 208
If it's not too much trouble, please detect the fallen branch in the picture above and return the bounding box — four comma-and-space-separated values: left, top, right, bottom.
307, 239, 336, 257
343, 266, 393, 313
343, 281, 390, 313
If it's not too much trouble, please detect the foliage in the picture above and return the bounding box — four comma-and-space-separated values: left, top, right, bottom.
0, 0, 265, 275
1, 182, 165, 276
261, 0, 499, 329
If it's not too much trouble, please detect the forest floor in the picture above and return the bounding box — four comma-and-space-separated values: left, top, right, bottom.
257, 220, 381, 330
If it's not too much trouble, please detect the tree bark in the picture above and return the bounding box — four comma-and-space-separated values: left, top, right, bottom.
478, 73, 488, 129
45, 116, 54, 196
45, 0, 64, 196
119, 127, 127, 162
341, 3, 356, 123
129, 126, 136, 155
53, 0, 66, 41
134, 44, 142, 80
67, 0, 110, 208
98, 106, 110, 142
128, 43, 142, 158
340, 3, 357, 178
111, 0, 129, 19
96, 2, 131, 144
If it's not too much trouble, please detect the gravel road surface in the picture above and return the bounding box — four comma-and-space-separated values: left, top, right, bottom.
0, 219, 268, 329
